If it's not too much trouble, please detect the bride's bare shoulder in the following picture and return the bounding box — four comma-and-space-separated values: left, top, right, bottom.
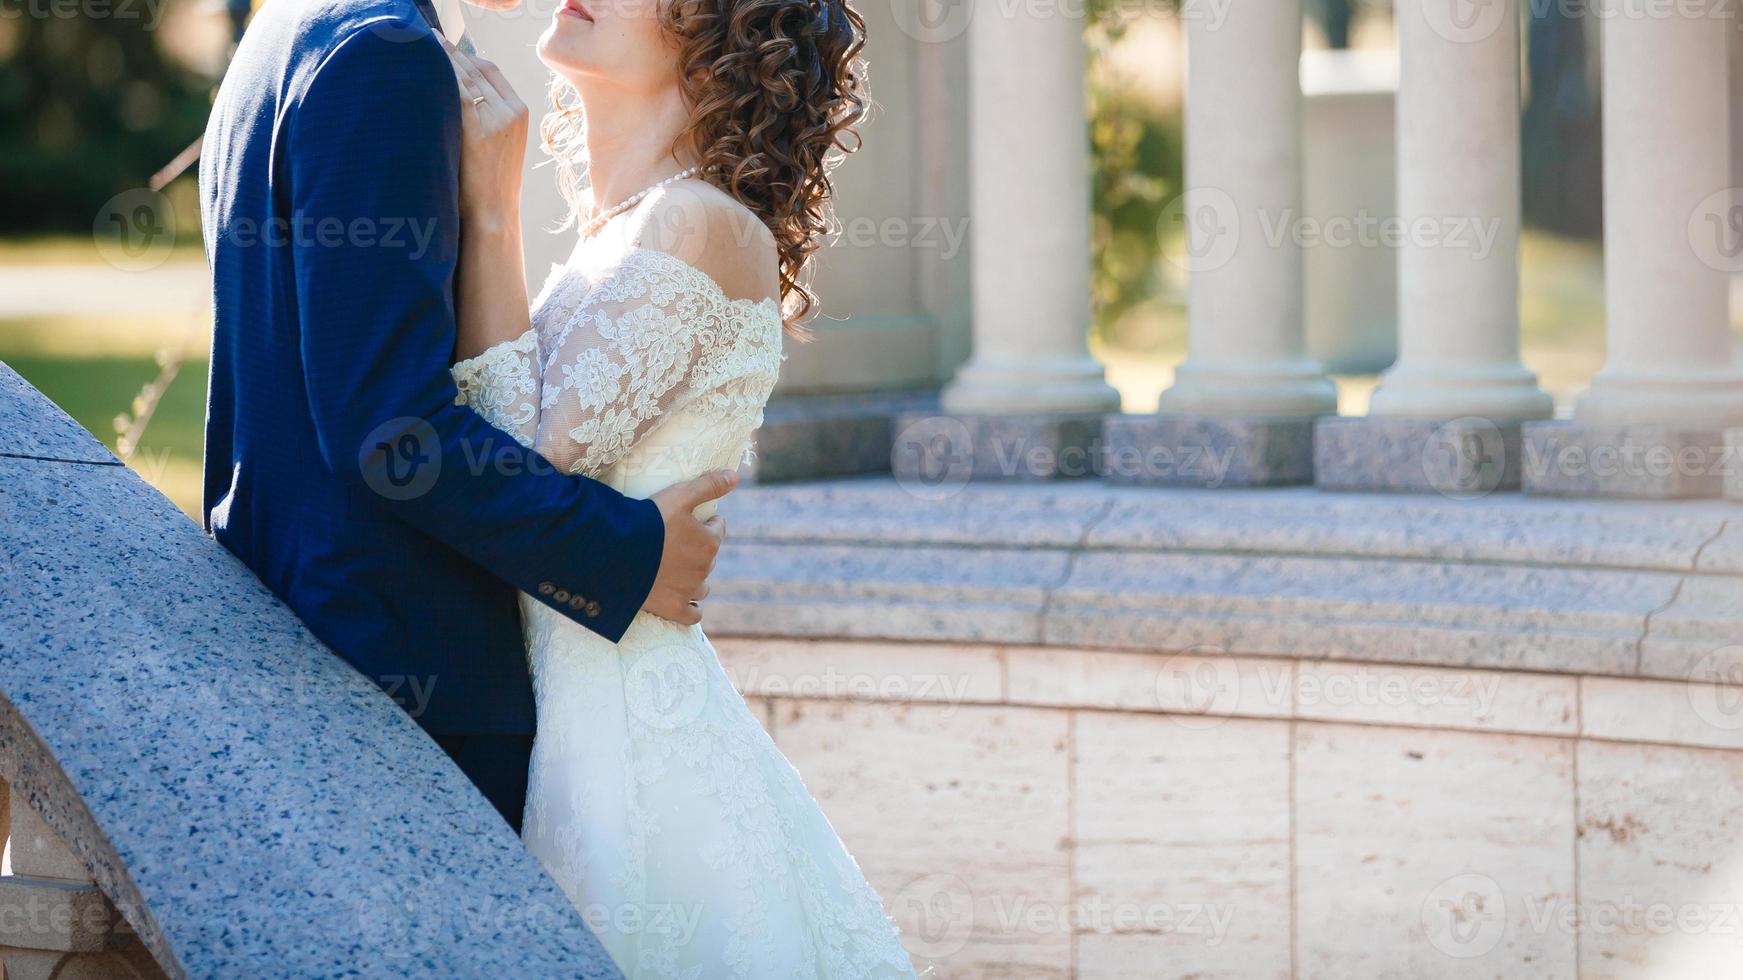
633, 179, 780, 303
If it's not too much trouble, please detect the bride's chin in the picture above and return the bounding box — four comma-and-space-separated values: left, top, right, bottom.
536, 37, 588, 77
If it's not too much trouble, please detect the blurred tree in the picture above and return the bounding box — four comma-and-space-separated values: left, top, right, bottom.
1522, 6, 1602, 237
0, 1, 211, 235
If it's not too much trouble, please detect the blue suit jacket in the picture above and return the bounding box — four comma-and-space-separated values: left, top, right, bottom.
199, 0, 663, 736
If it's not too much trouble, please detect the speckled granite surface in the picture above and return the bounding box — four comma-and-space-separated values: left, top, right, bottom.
1104, 415, 1316, 488
713, 479, 1743, 681
1315, 415, 1527, 495
1523, 421, 1730, 499
0, 380, 622, 977
0, 363, 119, 466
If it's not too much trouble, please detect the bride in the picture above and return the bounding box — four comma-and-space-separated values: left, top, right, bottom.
437, 0, 917, 976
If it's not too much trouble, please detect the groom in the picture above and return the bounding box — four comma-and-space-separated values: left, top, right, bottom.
198, 0, 733, 829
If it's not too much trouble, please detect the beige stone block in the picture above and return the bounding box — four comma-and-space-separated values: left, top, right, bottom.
0, 945, 166, 980
1294, 723, 1577, 979
7, 789, 88, 883
1073, 713, 1291, 979
1582, 675, 1743, 751
1006, 646, 1293, 722
771, 699, 1071, 979
0, 878, 125, 953
1293, 661, 1578, 736
714, 638, 1004, 708
1577, 741, 1743, 978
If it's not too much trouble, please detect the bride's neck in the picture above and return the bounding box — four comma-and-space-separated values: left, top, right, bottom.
571, 79, 694, 215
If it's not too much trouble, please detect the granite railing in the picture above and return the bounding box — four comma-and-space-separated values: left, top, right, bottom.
0, 363, 623, 979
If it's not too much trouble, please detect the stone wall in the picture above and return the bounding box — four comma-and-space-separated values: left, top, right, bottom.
720, 635, 1743, 979
710, 479, 1743, 978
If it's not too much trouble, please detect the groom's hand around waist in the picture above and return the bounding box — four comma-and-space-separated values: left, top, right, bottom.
643, 470, 738, 626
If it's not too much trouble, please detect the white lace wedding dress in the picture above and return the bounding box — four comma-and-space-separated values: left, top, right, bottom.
451, 232, 918, 980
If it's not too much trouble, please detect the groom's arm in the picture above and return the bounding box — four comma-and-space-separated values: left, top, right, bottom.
287, 24, 661, 642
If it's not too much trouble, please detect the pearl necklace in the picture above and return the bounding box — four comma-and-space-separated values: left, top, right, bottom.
581, 167, 703, 238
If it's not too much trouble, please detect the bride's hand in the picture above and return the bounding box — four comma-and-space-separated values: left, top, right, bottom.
443, 41, 528, 235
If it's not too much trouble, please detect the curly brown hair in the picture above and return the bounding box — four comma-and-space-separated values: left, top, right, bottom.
541, 0, 869, 333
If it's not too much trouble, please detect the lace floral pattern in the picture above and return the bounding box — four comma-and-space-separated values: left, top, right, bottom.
451, 329, 539, 444
450, 245, 918, 980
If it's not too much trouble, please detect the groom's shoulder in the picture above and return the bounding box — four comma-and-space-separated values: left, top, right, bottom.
281, 0, 445, 83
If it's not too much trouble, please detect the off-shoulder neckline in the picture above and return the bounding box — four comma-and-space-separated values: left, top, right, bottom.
540, 246, 783, 321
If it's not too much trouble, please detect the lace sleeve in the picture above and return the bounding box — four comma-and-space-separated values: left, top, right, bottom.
532, 248, 779, 478
451, 330, 540, 448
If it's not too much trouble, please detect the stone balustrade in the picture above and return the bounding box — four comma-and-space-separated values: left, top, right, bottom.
860, 0, 1743, 501
0, 363, 624, 979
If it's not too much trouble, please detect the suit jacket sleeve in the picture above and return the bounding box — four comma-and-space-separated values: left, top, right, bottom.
286, 23, 662, 643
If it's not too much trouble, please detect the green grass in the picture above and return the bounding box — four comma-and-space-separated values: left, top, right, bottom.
3, 343, 208, 519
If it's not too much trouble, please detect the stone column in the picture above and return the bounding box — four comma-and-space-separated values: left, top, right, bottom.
1105, 0, 1335, 488
1318, 0, 1552, 496
1527, 0, 1743, 498
899, 0, 1119, 481
1368, 0, 1550, 421
938, 0, 1116, 418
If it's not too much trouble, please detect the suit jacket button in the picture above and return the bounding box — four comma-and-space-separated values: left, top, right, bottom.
553, 589, 571, 603
568, 595, 586, 611
538, 582, 555, 596
585, 601, 602, 618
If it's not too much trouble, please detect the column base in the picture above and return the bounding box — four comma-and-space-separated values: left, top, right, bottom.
747, 390, 939, 483
1104, 414, 1315, 488
1522, 421, 1731, 499
940, 358, 1122, 418
1155, 362, 1337, 419
1367, 365, 1555, 422
891, 412, 1106, 483
1575, 370, 1743, 429
1315, 416, 1528, 497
